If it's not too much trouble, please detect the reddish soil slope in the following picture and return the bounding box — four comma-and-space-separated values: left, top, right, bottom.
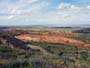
15, 33, 90, 48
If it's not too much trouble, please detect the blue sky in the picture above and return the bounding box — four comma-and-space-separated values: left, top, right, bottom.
0, 0, 90, 26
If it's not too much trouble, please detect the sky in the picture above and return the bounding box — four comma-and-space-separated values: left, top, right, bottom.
0, 0, 90, 26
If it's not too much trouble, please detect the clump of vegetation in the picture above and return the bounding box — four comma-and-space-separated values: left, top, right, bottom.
74, 34, 90, 43
0, 45, 12, 52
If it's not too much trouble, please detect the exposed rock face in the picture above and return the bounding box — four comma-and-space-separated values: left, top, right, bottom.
15, 33, 90, 48
84, 44, 90, 48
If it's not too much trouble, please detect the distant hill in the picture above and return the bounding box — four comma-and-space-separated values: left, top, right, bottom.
0, 24, 90, 29
73, 28, 90, 33
0, 26, 10, 30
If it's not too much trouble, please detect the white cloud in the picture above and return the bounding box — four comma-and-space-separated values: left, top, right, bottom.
87, 5, 90, 9
58, 3, 80, 10
8, 1, 49, 15
8, 15, 14, 19
70, 5, 79, 10
58, 3, 71, 9
20, 0, 38, 3
58, 3, 90, 11
0, 1, 50, 20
